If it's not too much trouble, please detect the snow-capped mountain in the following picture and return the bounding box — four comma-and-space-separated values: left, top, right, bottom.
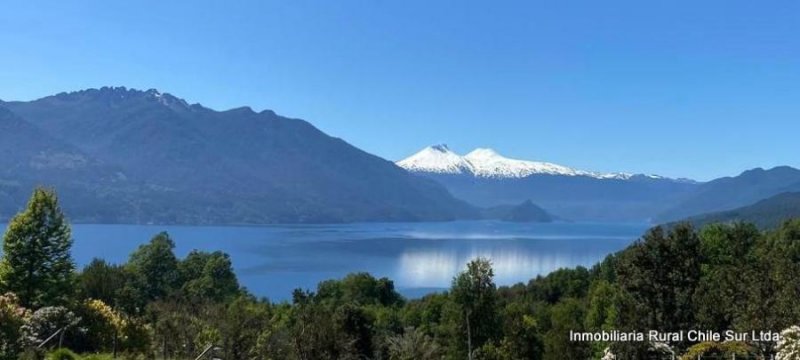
396, 144, 700, 222
397, 144, 636, 180
396, 144, 474, 174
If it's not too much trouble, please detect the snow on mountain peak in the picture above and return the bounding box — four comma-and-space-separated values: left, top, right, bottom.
397, 145, 636, 180
465, 148, 500, 159
464, 148, 596, 178
396, 144, 474, 174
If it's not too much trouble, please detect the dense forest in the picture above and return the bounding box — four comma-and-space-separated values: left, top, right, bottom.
3, 188, 800, 359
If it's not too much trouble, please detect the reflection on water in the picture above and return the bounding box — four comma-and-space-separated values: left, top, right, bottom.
52, 221, 647, 300
398, 248, 604, 287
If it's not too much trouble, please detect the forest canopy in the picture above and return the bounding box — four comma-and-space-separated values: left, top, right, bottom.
2, 188, 800, 359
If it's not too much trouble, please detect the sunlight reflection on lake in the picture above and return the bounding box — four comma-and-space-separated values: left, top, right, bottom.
397, 247, 605, 287
2, 221, 648, 300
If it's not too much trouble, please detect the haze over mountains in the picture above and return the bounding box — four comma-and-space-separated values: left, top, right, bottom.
655, 166, 800, 222
1, 87, 798, 226
685, 191, 800, 229
0, 87, 476, 224
397, 145, 698, 221
397, 145, 800, 223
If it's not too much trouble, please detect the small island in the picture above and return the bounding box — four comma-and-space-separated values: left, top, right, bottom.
482, 199, 555, 223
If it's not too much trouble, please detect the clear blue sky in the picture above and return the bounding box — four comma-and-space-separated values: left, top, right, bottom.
1, 1, 798, 181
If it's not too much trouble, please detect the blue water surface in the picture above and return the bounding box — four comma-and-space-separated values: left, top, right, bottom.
1, 221, 648, 301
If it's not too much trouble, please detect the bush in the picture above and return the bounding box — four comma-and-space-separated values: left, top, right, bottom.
21, 307, 82, 348
76, 299, 125, 352
81, 354, 114, 360
81, 354, 144, 360
46, 348, 81, 360
777, 326, 800, 360
18, 348, 45, 360
0, 293, 29, 360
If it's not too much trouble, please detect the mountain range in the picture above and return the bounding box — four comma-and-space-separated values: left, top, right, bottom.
397, 144, 638, 180
2, 87, 798, 226
684, 191, 800, 229
397, 145, 800, 224
0, 87, 476, 224
396, 145, 698, 221
655, 166, 800, 222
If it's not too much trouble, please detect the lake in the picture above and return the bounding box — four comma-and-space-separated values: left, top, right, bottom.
2, 221, 648, 301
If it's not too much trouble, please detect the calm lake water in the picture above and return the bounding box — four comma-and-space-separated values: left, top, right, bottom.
1, 221, 648, 301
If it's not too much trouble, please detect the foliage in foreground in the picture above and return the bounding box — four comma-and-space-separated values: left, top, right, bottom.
3, 188, 800, 359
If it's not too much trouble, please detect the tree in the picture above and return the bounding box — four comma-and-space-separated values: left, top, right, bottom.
78, 258, 127, 306
316, 272, 404, 307
180, 250, 240, 302
124, 232, 181, 310
585, 280, 619, 357
762, 220, 800, 328
614, 224, 702, 356
527, 266, 591, 304
148, 299, 209, 359
399, 292, 448, 336
386, 327, 442, 360
0, 187, 75, 308
543, 298, 591, 360
75, 299, 126, 353
496, 301, 544, 359
290, 289, 343, 360
734, 220, 800, 354
451, 258, 500, 360
693, 223, 759, 331
215, 296, 274, 360
335, 303, 375, 359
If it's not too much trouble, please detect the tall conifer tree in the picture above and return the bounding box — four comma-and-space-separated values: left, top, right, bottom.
0, 187, 75, 308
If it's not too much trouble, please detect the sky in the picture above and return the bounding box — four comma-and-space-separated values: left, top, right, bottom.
0, 1, 798, 181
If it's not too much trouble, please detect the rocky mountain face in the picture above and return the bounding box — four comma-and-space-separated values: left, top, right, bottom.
0, 87, 477, 224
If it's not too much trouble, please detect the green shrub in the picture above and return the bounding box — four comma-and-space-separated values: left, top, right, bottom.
82, 354, 117, 360
18, 348, 45, 360
46, 348, 81, 360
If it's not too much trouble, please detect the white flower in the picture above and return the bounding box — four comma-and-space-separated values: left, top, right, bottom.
777, 326, 800, 360
601, 347, 616, 360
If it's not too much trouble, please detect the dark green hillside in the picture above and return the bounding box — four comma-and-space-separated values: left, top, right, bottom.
1, 87, 477, 224
686, 191, 800, 229
0, 106, 138, 222
657, 166, 800, 222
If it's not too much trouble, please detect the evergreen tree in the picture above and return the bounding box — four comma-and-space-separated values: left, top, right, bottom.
78, 258, 127, 306
0, 187, 75, 308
